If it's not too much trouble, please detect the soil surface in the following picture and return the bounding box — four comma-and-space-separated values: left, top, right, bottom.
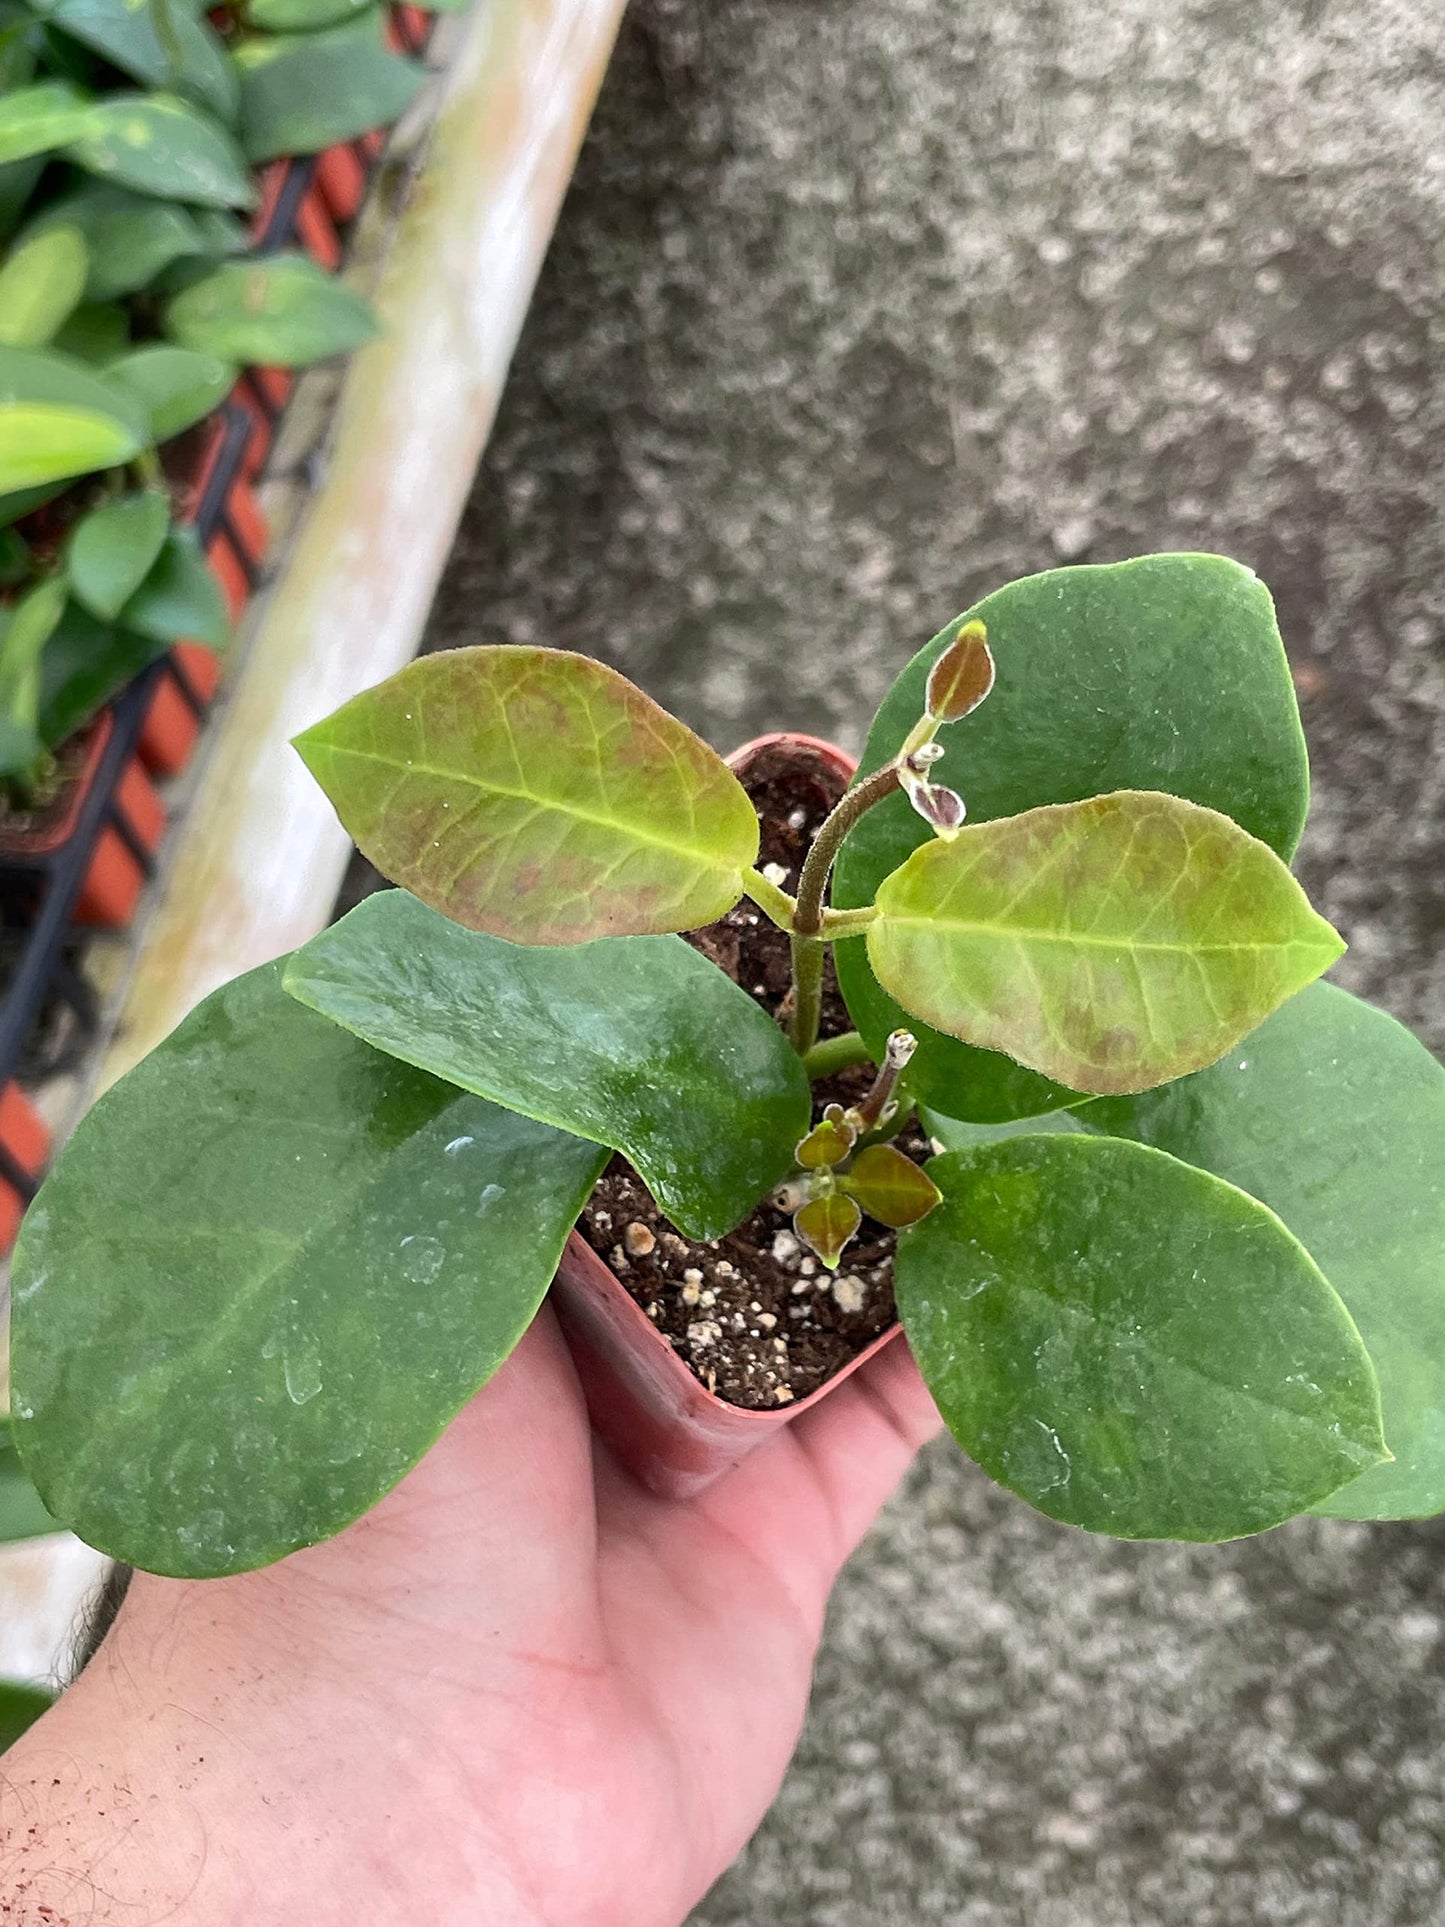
575, 742, 909, 1406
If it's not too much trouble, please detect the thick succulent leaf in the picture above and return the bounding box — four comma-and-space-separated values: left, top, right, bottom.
896, 1137, 1387, 1540
284, 889, 810, 1240
0, 82, 94, 165
0, 341, 146, 490
65, 93, 255, 209
293, 646, 760, 942
0, 1436, 58, 1544
842, 1142, 941, 1227
21, 183, 210, 302
119, 525, 229, 647
869, 790, 1342, 1095
107, 342, 233, 440
836, 554, 1310, 1121
66, 488, 168, 619
39, 599, 164, 748
30, 0, 238, 122
1082, 983, 1445, 1522
234, 13, 424, 162
9, 960, 607, 1578
0, 1681, 53, 1751
0, 224, 87, 347
164, 251, 377, 365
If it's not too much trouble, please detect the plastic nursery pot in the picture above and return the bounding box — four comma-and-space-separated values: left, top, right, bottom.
549, 731, 906, 1500
0, 1081, 50, 1250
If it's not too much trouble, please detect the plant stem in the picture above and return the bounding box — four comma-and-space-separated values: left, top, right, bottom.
792, 762, 901, 938
801, 1029, 871, 1080
742, 865, 797, 931
788, 931, 824, 1056
850, 1028, 917, 1131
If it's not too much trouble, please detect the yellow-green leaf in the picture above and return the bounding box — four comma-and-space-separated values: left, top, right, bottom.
794, 1191, 861, 1270
795, 1116, 855, 1169
294, 647, 760, 943
869, 789, 1343, 1095
842, 1142, 941, 1227
0, 225, 88, 347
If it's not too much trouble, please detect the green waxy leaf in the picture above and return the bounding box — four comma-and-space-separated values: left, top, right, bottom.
0, 572, 66, 776
39, 599, 165, 748
50, 299, 128, 363
897, 1137, 1387, 1540
65, 93, 255, 209
836, 555, 1311, 1122
107, 343, 233, 440
794, 1192, 860, 1270
0, 225, 87, 347
842, 1142, 941, 1228
164, 252, 377, 366
0, 82, 94, 165
245, 0, 373, 30
284, 889, 810, 1240
66, 489, 168, 619
1083, 983, 1445, 1522
869, 790, 1343, 1095
234, 13, 425, 163
22, 184, 212, 302
9, 959, 608, 1578
118, 524, 229, 647
294, 647, 760, 943
0, 1436, 58, 1544
33, 0, 239, 122
0, 342, 146, 491
0, 1681, 53, 1751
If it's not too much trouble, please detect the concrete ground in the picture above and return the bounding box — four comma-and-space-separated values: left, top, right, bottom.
427, 1, 1445, 1919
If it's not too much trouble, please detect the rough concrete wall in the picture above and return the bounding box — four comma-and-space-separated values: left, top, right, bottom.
427, 1, 1445, 1919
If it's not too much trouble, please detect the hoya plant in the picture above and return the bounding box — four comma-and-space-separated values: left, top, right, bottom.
0, 0, 450, 801
8, 553, 1444, 1574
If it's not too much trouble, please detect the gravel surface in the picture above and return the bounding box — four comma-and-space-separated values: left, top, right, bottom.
428, 1, 1445, 1918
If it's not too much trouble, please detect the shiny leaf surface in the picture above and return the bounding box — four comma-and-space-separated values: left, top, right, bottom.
9, 960, 607, 1577
0, 82, 93, 165
164, 251, 376, 365
842, 1142, 941, 1227
284, 890, 809, 1240
836, 555, 1311, 1121
22, 183, 211, 302
65, 94, 255, 208
869, 790, 1342, 1095
0, 224, 87, 347
31, 0, 238, 121
107, 343, 233, 440
119, 525, 228, 647
0, 342, 146, 490
795, 1116, 855, 1169
1083, 983, 1445, 1522
293, 647, 760, 942
896, 1137, 1387, 1539
234, 14, 424, 161
66, 488, 168, 619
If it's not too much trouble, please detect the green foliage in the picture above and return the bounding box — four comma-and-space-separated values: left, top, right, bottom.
234, 12, 426, 163
9, 961, 608, 1577
835, 555, 1310, 1121
66, 488, 168, 618
0, 1435, 58, 1544
0, 1681, 54, 1752
39, 597, 165, 746
106, 342, 234, 439
284, 890, 810, 1240
0, 81, 94, 165
164, 251, 377, 364
63, 92, 255, 207
0, 341, 145, 490
294, 647, 761, 942
897, 1138, 1387, 1539
869, 789, 1343, 1094
30, 0, 239, 122
0, 572, 66, 776
0, 224, 87, 346
118, 524, 229, 647
21, 183, 220, 301
246, 0, 374, 31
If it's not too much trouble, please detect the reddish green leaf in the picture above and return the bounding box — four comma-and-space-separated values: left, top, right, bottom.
869, 789, 1343, 1096
795, 1116, 856, 1169
794, 1191, 861, 1270
843, 1143, 941, 1228
926, 619, 994, 722
294, 647, 760, 943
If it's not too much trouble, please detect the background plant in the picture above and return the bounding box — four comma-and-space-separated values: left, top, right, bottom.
0, 0, 453, 803
8, 554, 1444, 1577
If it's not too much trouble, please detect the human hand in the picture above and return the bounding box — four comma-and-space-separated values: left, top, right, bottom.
2, 1305, 938, 1925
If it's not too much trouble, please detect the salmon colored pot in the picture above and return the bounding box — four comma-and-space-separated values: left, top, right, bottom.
0, 1082, 49, 1251
74, 754, 166, 929
550, 731, 906, 1499
316, 143, 368, 224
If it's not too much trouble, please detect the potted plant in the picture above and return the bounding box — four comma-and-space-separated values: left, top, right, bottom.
8, 552, 1444, 1577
